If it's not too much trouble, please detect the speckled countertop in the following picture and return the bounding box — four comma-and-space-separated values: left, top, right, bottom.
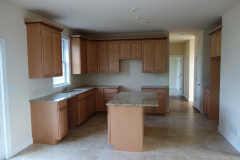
29, 85, 120, 103
141, 85, 167, 89
106, 92, 158, 107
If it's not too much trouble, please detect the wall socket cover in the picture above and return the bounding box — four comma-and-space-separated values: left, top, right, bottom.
98, 78, 101, 81
152, 78, 155, 82
41, 85, 44, 90
9, 86, 14, 93
160, 78, 166, 82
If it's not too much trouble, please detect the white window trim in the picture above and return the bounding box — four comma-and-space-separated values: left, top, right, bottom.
52, 35, 71, 93
0, 38, 12, 159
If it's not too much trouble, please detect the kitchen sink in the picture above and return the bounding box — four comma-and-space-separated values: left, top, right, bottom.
64, 89, 84, 93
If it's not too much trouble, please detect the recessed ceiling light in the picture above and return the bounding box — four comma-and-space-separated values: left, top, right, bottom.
147, 22, 150, 23
65, 11, 74, 15
135, 17, 139, 23
202, 25, 209, 28
95, 30, 100, 31
180, 34, 185, 35
146, 28, 152, 30
131, 7, 136, 14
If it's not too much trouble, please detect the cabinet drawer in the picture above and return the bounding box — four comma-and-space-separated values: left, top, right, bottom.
104, 89, 118, 94
78, 90, 94, 100
141, 89, 166, 94
104, 93, 117, 98
58, 100, 67, 110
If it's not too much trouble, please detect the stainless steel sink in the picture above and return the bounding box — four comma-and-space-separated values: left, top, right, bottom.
65, 89, 84, 93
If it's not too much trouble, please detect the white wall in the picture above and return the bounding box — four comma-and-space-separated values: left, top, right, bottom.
0, 0, 82, 149
169, 43, 185, 55
169, 57, 177, 88
219, 3, 240, 146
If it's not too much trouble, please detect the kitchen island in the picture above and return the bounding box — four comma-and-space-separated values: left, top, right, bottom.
107, 92, 158, 152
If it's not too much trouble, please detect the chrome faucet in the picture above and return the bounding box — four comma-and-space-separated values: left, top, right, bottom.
64, 84, 71, 92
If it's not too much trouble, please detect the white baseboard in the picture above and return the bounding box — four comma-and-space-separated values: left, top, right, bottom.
218, 126, 240, 153
166, 108, 170, 112
12, 138, 33, 157
183, 94, 189, 101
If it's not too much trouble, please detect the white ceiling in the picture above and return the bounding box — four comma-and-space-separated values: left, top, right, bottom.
8, 0, 240, 43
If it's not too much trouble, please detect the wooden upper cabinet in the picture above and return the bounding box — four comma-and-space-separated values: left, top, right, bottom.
70, 38, 87, 74
215, 31, 221, 56
87, 41, 97, 73
131, 40, 142, 59
119, 41, 131, 59
25, 19, 64, 79
41, 26, 53, 78
142, 40, 153, 73
97, 42, 108, 73
52, 30, 62, 77
153, 40, 166, 73
209, 25, 222, 57
108, 41, 120, 73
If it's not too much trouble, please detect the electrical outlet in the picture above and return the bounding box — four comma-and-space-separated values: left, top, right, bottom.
98, 78, 101, 81
9, 86, 14, 93
41, 85, 44, 90
160, 78, 166, 82
230, 123, 238, 137
152, 78, 155, 82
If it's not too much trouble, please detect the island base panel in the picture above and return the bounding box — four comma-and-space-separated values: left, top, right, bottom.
108, 105, 144, 152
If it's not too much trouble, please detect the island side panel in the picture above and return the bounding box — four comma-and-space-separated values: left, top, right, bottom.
108, 105, 144, 152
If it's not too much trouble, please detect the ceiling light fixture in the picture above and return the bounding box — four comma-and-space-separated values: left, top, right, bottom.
135, 17, 139, 23
180, 34, 185, 35
95, 30, 100, 31
202, 25, 209, 28
65, 11, 74, 15
131, 7, 136, 14
146, 28, 152, 30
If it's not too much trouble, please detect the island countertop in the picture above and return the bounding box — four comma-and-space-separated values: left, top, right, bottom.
106, 92, 158, 106
141, 85, 167, 89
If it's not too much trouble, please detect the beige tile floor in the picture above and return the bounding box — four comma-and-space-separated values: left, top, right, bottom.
11, 99, 240, 160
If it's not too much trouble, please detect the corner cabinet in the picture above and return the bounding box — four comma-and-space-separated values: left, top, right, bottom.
24, 19, 64, 79
209, 25, 222, 57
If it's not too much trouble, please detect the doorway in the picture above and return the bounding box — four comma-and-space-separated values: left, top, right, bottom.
194, 49, 202, 111
169, 56, 183, 96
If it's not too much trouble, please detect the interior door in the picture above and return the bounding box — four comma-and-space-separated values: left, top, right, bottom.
178, 58, 182, 96
195, 50, 202, 110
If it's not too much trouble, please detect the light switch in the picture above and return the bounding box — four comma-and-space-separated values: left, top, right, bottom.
9, 86, 14, 93
160, 78, 165, 82
152, 78, 155, 82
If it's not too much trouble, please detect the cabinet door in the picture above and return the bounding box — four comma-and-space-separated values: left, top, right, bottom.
119, 41, 130, 59
210, 35, 216, 57
41, 26, 53, 77
108, 41, 120, 73
144, 107, 153, 113
207, 94, 210, 114
58, 107, 68, 139
142, 40, 153, 73
52, 30, 62, 77
80, 39, 87, 73
105, 97, 112, 111
154, 94, 166, 113
96, 89, 105, 111
97, 42, 108, 73
215, 31, 221, 56
87, 41, 97, 73
153, 40, 166, 73
131, 40, 141, 59
78, 99, 85, 124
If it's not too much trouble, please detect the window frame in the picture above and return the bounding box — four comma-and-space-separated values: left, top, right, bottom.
52, 35, 71, 92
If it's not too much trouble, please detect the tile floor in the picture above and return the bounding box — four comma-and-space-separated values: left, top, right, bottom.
10, 97, 240, 160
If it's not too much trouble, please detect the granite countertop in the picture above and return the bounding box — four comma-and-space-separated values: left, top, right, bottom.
106, 92, 158, 107
141, 85, 167, 89
29, 85, 121, 103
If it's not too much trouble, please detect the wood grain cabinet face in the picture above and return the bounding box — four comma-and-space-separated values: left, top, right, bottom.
78, 99, 85, 124
97, 42, 108, 73
153, 40, 166, 73
215, 31, 221, 56
131, 40, 142, 59
96, 89, 105, 111
87, 41, 97, 73
154, 94, 166, 113
108, 41, 120, 73
41, 26, 53, 78
52, 30, 62, 77
142, 40, 153, 73
210, 35, 216, 57
119, 41, 131, 59
144, 107, 153, 113
58, 107, 68, 140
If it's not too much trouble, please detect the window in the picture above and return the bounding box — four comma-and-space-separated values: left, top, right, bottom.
53, 37, 70, 88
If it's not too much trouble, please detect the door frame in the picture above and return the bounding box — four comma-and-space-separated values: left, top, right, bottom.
194, 49, 202, 110
169, 55, 183, 96
0, 38, 12, 159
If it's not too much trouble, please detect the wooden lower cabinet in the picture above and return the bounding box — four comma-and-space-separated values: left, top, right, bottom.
203, 88, 210, 115
141, 89, 166, 115
67, 90, 95, 129
30, 100, 68, 144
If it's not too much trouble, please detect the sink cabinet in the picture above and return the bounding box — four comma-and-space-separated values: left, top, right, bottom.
30, 100, 68, 144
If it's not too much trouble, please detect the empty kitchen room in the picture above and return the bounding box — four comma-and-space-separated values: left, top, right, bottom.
0, 0, 240, 159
